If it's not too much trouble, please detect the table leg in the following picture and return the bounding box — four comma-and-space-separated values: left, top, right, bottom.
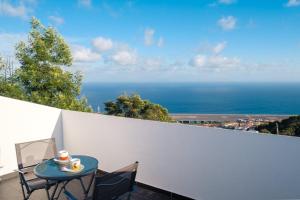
46, 171, 96, 200
45, 180, 53, 200
46, 185, 51, 200
45, 180, 70, 200
55, 181, 70, 200
79, 171, 96, 199
51, 182, 59, 200
86, 172, 96, 196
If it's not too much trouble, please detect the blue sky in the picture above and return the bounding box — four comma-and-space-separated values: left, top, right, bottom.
0, 0, 300, 82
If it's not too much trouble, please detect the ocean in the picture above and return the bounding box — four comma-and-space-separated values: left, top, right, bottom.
81, 83, 300, 115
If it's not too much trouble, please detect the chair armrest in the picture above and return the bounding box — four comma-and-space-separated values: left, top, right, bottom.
14, 169, 25, 174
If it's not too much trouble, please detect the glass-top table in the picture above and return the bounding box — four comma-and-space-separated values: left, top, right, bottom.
34, 155, 98, 200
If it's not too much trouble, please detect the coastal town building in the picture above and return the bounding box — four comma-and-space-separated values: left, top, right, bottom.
172, 114, 290, 131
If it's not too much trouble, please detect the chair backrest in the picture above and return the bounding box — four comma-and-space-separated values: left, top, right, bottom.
15, 138, 57, 170
93, 161, 139, 200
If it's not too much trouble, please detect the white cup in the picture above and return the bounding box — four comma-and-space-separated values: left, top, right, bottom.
71, 158, 81, 170
58, 150, 69, 161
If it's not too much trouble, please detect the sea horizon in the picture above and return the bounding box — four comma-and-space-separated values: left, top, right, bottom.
81, 82, 300, 115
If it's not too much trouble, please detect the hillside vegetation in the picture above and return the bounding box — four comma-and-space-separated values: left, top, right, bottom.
256, 116, 300, 137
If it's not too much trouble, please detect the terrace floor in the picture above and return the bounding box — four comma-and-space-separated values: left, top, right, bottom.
0, 174, 185, 200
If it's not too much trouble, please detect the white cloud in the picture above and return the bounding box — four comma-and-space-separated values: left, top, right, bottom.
0, 1, 27, 18
190, 42, 239, 71
157, 37, 164, 47
92, 37, 113, 52
208, 55, 240, 68
72, 45, 101, 62
190, 55, 207, 67
70, 36, 167, 71
0, 33, 26, 56
48, 15, 64, 26
144, 28, 155, 46
144, 28, 164, 47
286, 0, 300, 7
78, 0, 91, 7
213, 41, 227, 54
144, 58, 162, 67
190, 54, 240, 70
111, 50, 137, 65
218, 16, 237, 31
218, 0, 235, 5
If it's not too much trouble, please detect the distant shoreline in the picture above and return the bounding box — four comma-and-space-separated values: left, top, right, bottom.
170, 113, 293, 122
170, 113, 293, 116
169, 113, 294, 116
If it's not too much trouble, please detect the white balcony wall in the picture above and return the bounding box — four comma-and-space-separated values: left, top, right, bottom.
1, 96, 300, 200
63, 110, 300, 200
0, 96, 63, 176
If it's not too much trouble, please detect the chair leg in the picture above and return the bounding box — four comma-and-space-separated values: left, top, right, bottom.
45, 188, 51, 200
20, 184, 26, 200
18, 176, 27, 200
20, 184, 32, 200
26, 192, 32, 200
127, 192, 132, 200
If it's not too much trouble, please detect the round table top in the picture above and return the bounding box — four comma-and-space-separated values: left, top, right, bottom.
34, 155, 98, 181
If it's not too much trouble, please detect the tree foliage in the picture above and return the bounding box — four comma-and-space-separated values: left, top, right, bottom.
0, 57, 26, 100
256, 116, 300, 137
104, 94, 172, 122
0, 17, 92, 112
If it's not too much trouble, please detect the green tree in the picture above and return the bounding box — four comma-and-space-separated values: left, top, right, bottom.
0, 17, 92, 112
256, 116, 300, 137
104, 94, 172, 122
0, 56, 25, 100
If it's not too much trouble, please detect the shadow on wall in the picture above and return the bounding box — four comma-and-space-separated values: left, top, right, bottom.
51, 112, 64, 151
12, 111, 65, 175
10, 112, 64, 176
0, 96, 65, 176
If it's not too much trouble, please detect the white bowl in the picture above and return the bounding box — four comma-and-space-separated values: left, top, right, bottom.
53, 156, 72, 165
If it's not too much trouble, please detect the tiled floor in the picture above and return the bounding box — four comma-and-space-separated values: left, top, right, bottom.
0, 175, 181, 200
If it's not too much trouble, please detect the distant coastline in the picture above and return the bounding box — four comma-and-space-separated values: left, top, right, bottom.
170, 113, 293, 116
170, 114, 291, 122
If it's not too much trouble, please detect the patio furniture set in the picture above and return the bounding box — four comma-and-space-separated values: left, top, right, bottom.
14, 138, 139, 200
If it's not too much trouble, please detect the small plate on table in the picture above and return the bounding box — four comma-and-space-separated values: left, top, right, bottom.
60, 164, 85, 173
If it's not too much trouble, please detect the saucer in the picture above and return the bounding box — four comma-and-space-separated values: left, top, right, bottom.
60, 164, 85, 173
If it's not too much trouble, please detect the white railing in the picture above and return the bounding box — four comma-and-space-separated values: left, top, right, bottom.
1, 96, 300, 199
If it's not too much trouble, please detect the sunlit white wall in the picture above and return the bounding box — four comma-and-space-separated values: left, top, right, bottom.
0, 96, 63, 176
63, 110, 300, 200
1, 96, 300, 200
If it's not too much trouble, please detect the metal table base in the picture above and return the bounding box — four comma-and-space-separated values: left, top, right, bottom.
46, 171, 96, 200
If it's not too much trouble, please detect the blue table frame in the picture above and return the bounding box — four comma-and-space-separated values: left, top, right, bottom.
34, 155, 98, 200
